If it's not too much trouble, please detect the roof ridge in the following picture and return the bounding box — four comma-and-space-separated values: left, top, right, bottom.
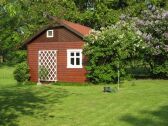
60, 19, 91, 36
49, 16, 91, 36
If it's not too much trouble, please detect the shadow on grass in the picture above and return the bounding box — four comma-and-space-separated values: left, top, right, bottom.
120, 105, 168, 126
0, 86, 69, 126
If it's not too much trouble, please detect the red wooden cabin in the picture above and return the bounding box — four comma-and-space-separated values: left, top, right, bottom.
24, 20, 91, 83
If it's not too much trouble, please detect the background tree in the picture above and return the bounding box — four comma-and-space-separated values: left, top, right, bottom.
0, 0, 168, 64
0, 0, 77, 63
134, 9, 168, 78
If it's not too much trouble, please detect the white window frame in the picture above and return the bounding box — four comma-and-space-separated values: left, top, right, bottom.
67, 49, 83, 68
46, 30, 54, 38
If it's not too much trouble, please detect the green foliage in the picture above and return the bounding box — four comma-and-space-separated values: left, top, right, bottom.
127, 66, 151, 78
13, 62, 30, 83
84, 21, 142, 83
0, 0, 78, 61
1, 0, 168, 81
73, 3, 122, 29
0, 0, 167, 64
152, 61, 168, 78
38, 66, 49, 80
150, 0, 167, 7
133, 9, 168, 78
6, 50, 27, 64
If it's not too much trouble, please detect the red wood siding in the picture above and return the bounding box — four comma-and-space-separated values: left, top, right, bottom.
33, 27, 82, 43
27, 27, 87, 83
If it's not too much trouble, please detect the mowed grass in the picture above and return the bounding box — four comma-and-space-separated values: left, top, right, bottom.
0, 65, 16, 87
0, 66, 168, 126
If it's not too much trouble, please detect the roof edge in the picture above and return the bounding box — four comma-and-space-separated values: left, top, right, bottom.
23, 24, 62, 46
23, 18, 91, 46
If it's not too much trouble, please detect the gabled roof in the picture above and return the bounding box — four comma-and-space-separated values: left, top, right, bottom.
24, 19, 91, 45
60, 20, 91, 36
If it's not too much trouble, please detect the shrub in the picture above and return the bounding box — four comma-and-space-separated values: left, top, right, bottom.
152, 61, 168, 78
13, 62, 30, 83
126, 66, 151, 78
83, 21, 143, 83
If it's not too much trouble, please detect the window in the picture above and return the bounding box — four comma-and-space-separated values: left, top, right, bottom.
67, 49, 82, 68
47, 30, 54, 38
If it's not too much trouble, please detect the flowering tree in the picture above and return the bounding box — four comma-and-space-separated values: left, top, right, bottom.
134, 9, 168, 78
84, 8, 168, 83
83, 21, 143, 83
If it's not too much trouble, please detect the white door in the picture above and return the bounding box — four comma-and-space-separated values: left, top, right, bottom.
38, 50, 57, 82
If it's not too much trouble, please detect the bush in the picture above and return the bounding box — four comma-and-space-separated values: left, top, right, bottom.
83, 21, 143, 83
152, 61, 168, 78
13, 62, 30, 83
126, 66, 151, 78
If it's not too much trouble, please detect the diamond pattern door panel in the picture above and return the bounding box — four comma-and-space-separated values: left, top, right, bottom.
38, 50, 57, 81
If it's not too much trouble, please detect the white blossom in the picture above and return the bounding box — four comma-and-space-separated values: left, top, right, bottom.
136, 30, 142, 36
162, 11, 168, 20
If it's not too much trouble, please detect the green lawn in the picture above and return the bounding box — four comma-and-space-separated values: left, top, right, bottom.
0, 66, 168, 126
0, 65, 16, 87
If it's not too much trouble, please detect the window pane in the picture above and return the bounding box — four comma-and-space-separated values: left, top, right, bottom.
47, 30, 53, 37
76, 58, 80, 65
76, 52, 80, 56
48, 31, 52, 36
71, 58, 74, 65
71, 53, 74, 56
